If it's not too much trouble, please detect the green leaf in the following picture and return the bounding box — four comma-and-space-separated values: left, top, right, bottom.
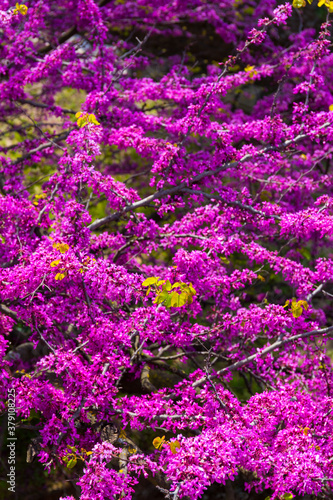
67, 457, 77, 469
290, 298, 308, 318
55, 272, 66, 281
171, 291, 190, 307
260, 190, 272, 201
220, 256, 230, 264
156, 279, 166, 286
179, 292, 188, 306
21, 409, 40, 422
299, 247, 311, 260
169, 440, 181, 454
164, 293, 172, 308
142, 277, 158, 287
163, 280, 172, 292
170, 292, 180, 307
67, 445, 77, 452
171, 282, 181, 289
291, 304, 303, 318
153, 436, 165, 450
282, 494, 293, 500
298, 300, 308, 311
155, 291, 169, 304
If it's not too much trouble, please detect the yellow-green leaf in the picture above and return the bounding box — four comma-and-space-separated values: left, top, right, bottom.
67, 445, 77, 452
50, 260, 61, 267
88, 113, 100, 125
163, 280, 172, 291
77, 117, 86, 127
169, 440, 181, 454
153, 436, 165, 450
292, 0, 305, 7
157, 291, 169, 304
291, 303, 302, 318
164, 293, 172, 308
178, 292, 188, 306
290, 298, 308, 318
298, 300, 308, 311
67, 457, 77, 469
13, 3, 28, 15
55, 273, 66, 281
220, 256, 230, 264
142, 277, 158, 287
53, 242, 69, 253
171, 292, 180, 307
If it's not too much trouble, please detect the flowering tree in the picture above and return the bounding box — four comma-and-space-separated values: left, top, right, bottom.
1, 0, 333, 499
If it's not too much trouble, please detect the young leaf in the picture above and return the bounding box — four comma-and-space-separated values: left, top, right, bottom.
158, 291, 169, 304
291, 303, 302, 318
67, 445, 77, 452
88, 113, 100, 125
169, 440, 181, 454
55, 273, 66, 281
50, 260, 61, 267
178, 292, 188, 307
292, 0, 305, 7
171, 292, 180, 307
142, 277, 158, 287
163, 280, 172, 291
298, 300, 308, 311
171, 282, 181, 289
13, 3, 28, 15
164, 293, 172, 308
153, 436, 165, 450
53, 242, 69, 253
67, 457, 77, 469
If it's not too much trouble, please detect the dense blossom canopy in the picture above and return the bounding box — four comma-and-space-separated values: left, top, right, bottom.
1, 0, 333, 499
